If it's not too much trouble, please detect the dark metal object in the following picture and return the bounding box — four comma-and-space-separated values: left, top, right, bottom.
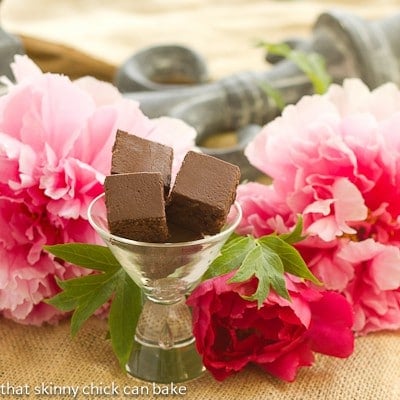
0, 26, 24, 81
115, 44, 209, 92
203, 124, 262, 181
116, 10, 400, 179
0, 0, 25, 90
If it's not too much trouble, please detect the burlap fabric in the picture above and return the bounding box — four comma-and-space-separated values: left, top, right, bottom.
1, 1, 400, 399
1, 316, 399, 399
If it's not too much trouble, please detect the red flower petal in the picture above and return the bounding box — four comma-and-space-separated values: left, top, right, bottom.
307, 292, 354, 357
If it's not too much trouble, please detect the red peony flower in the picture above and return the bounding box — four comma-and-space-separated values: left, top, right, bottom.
187, 272, 354, 382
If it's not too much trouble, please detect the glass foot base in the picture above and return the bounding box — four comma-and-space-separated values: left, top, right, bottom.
126, 341, 205, 383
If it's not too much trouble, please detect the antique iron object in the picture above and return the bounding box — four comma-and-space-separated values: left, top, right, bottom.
116, 10, 400, 179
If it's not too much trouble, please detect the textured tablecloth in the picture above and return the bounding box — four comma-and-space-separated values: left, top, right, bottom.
1, 1, 400, 399
1, 316, 399, 400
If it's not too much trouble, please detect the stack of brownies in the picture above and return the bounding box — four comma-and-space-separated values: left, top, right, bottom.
104, 130, 241, 243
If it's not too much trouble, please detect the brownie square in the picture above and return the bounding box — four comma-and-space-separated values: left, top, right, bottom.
166, 151, 241, 235
104, 172, 169, 242
111, 129, 173, 197
167, 223, 204, 243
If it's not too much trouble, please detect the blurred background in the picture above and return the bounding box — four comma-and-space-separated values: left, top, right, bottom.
2, 0, 399, 81
2, 0, 400, 181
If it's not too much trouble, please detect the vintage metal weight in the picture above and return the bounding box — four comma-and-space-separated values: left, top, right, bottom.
117, 10, 400, 179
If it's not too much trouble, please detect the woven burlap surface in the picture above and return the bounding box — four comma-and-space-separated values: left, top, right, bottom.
0, 316, 399, 400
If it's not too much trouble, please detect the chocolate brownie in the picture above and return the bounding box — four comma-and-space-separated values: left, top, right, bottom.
166, 151, 241, 235
111, 129, 173, 197
104, 172, 169, 242
167, 223, 204, 243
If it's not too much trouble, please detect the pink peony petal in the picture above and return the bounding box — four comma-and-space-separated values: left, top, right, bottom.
11, 55, 42, 83
74, 76, 122, 106
307, 215, 343, 241
370, 246, 400, 290
332, 178, 368, 232
304, 198, 334, 216
338, 239, 382, 264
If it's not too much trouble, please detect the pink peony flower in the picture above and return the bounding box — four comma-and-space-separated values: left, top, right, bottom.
0, 55, 196, 325
238, 78, 400, 334
187, 272, 354, 382
236, 182, 293, 237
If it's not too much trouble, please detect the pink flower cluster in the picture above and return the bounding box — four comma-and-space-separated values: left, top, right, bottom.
0, 56, 196, 325
238, 79, 400, 334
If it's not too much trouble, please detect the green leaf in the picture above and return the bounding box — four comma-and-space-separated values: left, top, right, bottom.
47, 274, 118, 312
45, 242, 144, 370
45, 281, 80, 311
289, 51, 332, 95
259, 41, 332, 94
260, 245, 290, 301
70, 281, 118, 337
109, 271, 142, 369
278, 215, 306, 244
203, 234, 256, 279
44, 243, 121, 272
45, 244, 124, 327
229, 246, 270, 307
47, 264, 123, 337
258, 236, 322, 285
257, 41, 291, 58
229, 244, 289, 307
203, 217, 318, 307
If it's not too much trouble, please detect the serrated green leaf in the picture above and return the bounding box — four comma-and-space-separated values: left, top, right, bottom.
69, 269, 123, 337
47, 272, 120, 311
44, 243, 121, 272
260, 246, 290, 301
55, 269, 118, 291
229, 245, 270, 307
203, 234, 256, 279
229, 244, 290, 307
45, 288, 79, 312
258, 236, 321, 285
278, 215, 306, 244
109, 271, 142, 370
229, 245, 262, 283
44, 242, 145, 370
47, 265, 124, 337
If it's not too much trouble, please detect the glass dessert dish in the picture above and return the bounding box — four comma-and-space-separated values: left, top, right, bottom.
88, 193, 242, 383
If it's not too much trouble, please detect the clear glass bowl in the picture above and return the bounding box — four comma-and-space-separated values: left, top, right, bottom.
88, 193, 242, 383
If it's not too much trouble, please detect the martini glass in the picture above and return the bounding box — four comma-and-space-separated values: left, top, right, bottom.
88, 193, 242, 383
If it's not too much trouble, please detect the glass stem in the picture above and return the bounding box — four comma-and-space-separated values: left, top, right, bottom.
135, 296, 194, 349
